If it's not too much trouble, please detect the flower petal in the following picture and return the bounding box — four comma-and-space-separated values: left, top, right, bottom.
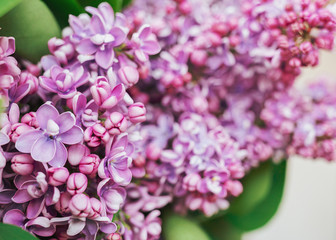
48, 141, 67, 167
58, 126, 83, 145
36, 103, 59, 130
95, 46, 114, 69
3, 209, 25, 227
142, 40, 161, 55
67, 218, 86, 236
12, 189, 33, 203
76, 39, 97, 55
27, 197, 45, 219
15, 130, 43, 153
31, 137, 56, 163
56, 112, 76, 134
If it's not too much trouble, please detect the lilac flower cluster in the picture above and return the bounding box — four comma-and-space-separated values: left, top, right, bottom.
0, 2, 161, 239
1, 0, 336, 239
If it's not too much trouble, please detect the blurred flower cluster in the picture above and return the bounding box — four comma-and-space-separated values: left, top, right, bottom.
1, 0, 336, 239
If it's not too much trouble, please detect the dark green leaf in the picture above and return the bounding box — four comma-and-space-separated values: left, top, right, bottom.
0, 223, 38, 240
77, 0, 123, 13
0, 0, 61, 63
122, 0, 133, 9
42, 0, 84, 28
163, 212, 211, 240
226, 160, 287, 231
202, 218, 243, 240
0, 0, 22, 18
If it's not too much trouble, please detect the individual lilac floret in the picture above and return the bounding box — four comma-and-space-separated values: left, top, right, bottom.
15, 102, 83, 167
76, 2, 126, 69
130, 24, 161, 62
40, 65, 89, 99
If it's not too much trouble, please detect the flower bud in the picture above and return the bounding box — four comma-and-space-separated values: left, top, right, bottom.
21, 112, 39, 128
106, 233, 122, 240
190, 50, 207, 67
84, 123, 110, 147
118, 66, 139, 86
48, 167, 70, 186
105, 112, 128, 135
55, 192, 72, 214
67, 173, 88, 195
146, 143, 161, 161
68, 144, 90, 166
88, 197, 102, 218
225, 180, 243, 197
69, 193, 92, 217
9, 123, 32, 142
11, 154, 34, 175
299, 41, 313, 54
79, 154, 100, 176
128, 102, 146, 124
0, 75, 15, 89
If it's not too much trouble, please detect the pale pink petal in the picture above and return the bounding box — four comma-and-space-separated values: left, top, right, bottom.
48, 141, 67, 167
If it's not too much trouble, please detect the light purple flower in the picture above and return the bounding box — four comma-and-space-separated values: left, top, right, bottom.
76, 3, 126, 69
15, 102, 83, 167
98, 134, 132, 185
130, 24, 161, 62
40, 65, 89, 99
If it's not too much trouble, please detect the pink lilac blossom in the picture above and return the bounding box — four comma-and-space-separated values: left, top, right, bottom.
0, 1, 160, 239
1, 0, 336, 239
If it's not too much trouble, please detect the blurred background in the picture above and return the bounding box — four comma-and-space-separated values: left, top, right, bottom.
243, 51, 336, 240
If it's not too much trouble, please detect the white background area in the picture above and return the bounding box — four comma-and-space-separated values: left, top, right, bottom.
243, 52, 336, 240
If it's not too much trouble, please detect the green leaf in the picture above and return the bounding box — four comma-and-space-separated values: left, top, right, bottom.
226, 160, 287, 231
122, 0, 133, 8
163, 212, 212, 240
0, 0, 22, 18
202, 218, 243, 240
42, 0, 84, 28
0, 223, 38, 240
77, 0, 123, 13
0, 0, 61, 63
229, 161, 273, 215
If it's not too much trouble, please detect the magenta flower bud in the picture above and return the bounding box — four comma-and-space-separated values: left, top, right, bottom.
69, 193, 92, 217
118, 66, 139, 86
68, 144, 90, 166
299, 41, 313, 54
19, 72, 38, 94
84, 123, 110, 147
21, 112, 39, 128
133, 155, 146, 168
79, 154, 100, 176
289, 58, 301, 68
178, 1, 191, 14
183, 173, 201, 192
67, 173, 88, 195
48, 167, 70, 186
190, 50, 207, 67
88, 197, 102, 218
11, 154, 34, 175
55, 192, 72, 214
9, 123, 32, 142
0, 75, 15, 89
128, 102, 146, 124
105, 112, 128, 135
146, 143, 161, 161
106, 233, 122, 240
225, 180, 243, 197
